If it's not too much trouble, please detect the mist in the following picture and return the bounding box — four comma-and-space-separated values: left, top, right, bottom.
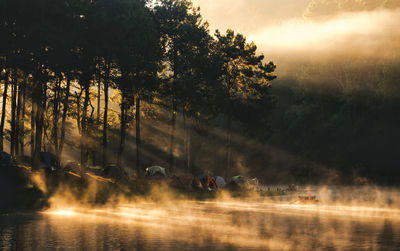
251, 9, 400, 60
194, 1, 400, 67
32, 182, 400, 250
192, 0, 310, 35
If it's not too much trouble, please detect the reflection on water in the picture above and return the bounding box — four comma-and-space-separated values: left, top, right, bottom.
1, 200, 400, 250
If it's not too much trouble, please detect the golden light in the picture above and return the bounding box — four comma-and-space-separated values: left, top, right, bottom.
45, 209, 77, 217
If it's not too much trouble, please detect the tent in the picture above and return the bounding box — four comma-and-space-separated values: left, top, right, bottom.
245, 178, 259, 191
214, 176, 226, 188
0, 152, 13, 167
146, 166, 166, 178
40, 152, 58, 171
228, 176, 260, 191
171, 173, 203, 191
228, 175, 246, 190
231, 176, 245, 186
199, 175, 217, 191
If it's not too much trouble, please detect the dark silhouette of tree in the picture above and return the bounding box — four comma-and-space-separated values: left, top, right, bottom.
214, 29, 276, 180
0, 0, 283, 183
155, 0, 211, 173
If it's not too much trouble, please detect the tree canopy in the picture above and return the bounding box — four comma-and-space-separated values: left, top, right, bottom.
0, 0, 276, 179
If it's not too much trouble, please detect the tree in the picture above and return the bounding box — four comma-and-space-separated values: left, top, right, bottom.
214, 29, 276, 180
0, 71, 8, 152
113, 0, 160, 173
155, 0, 211, 172
0, 0, 279, 183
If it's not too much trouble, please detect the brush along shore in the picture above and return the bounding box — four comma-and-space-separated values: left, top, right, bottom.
1, 163, 287, 212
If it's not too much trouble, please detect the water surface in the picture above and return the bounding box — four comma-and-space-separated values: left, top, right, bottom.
1, 200, 400, 250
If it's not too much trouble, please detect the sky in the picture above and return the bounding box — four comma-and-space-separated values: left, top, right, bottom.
192, 0, 400, 71
192, 0, 310, 35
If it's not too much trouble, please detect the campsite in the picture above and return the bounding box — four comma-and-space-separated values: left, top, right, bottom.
2, 151, 291, 208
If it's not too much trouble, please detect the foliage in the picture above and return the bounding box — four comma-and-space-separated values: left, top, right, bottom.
0, 0, 276, 178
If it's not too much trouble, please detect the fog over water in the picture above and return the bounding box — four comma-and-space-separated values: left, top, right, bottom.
2, 185, 400, 250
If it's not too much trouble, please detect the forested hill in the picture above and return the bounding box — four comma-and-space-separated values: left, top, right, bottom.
305, 0, 400, 18
267, 0, 400, 185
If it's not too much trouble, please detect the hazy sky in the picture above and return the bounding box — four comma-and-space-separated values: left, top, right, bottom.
192, 0, 400, 67
192, 0, 310, 35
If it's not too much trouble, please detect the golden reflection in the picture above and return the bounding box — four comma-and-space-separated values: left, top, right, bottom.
46, 209, 77, 217
41, 193, 400, 250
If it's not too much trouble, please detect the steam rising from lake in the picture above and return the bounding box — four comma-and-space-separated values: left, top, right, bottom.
2, 174, 399, 250
35, 185, 400, 250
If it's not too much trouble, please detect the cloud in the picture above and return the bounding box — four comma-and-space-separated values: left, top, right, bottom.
193, 1, 400, 71
192, 0, 310, 35
248, 9, 400, 58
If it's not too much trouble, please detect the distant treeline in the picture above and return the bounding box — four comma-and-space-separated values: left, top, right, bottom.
0, 0, 276, 179
262, 0, 400, 185
269, 55, 400, 185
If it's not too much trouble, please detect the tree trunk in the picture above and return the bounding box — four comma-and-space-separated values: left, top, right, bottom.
80, 82, 90, 174
102, 61, 110, 167
135, 96, 141, 177
76, 88, 83, 134
168, 99, 177, 173
33, 102, 44, 170
15, 81, 23, 157
42, 125, 46, 152
97, 63, 101, 124
183, 107, 186, 168
10, 71, 17, 157
117, 98, 127, 168
186, 119, 191, 172
57, 75, 70, 164
53, 76, 61, 158
188, 126, 191, 171
30, 101, 36, 158
182, 106, 190, 172
33, 80, 47, 170
225, 109, 232, 181
19, 83, 26, 157
0, 73, 9, 152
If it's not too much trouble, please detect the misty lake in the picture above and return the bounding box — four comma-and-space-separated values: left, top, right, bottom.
1, 199, 400, 250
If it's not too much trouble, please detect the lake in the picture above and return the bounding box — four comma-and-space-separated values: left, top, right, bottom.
1, 198, 400, 250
